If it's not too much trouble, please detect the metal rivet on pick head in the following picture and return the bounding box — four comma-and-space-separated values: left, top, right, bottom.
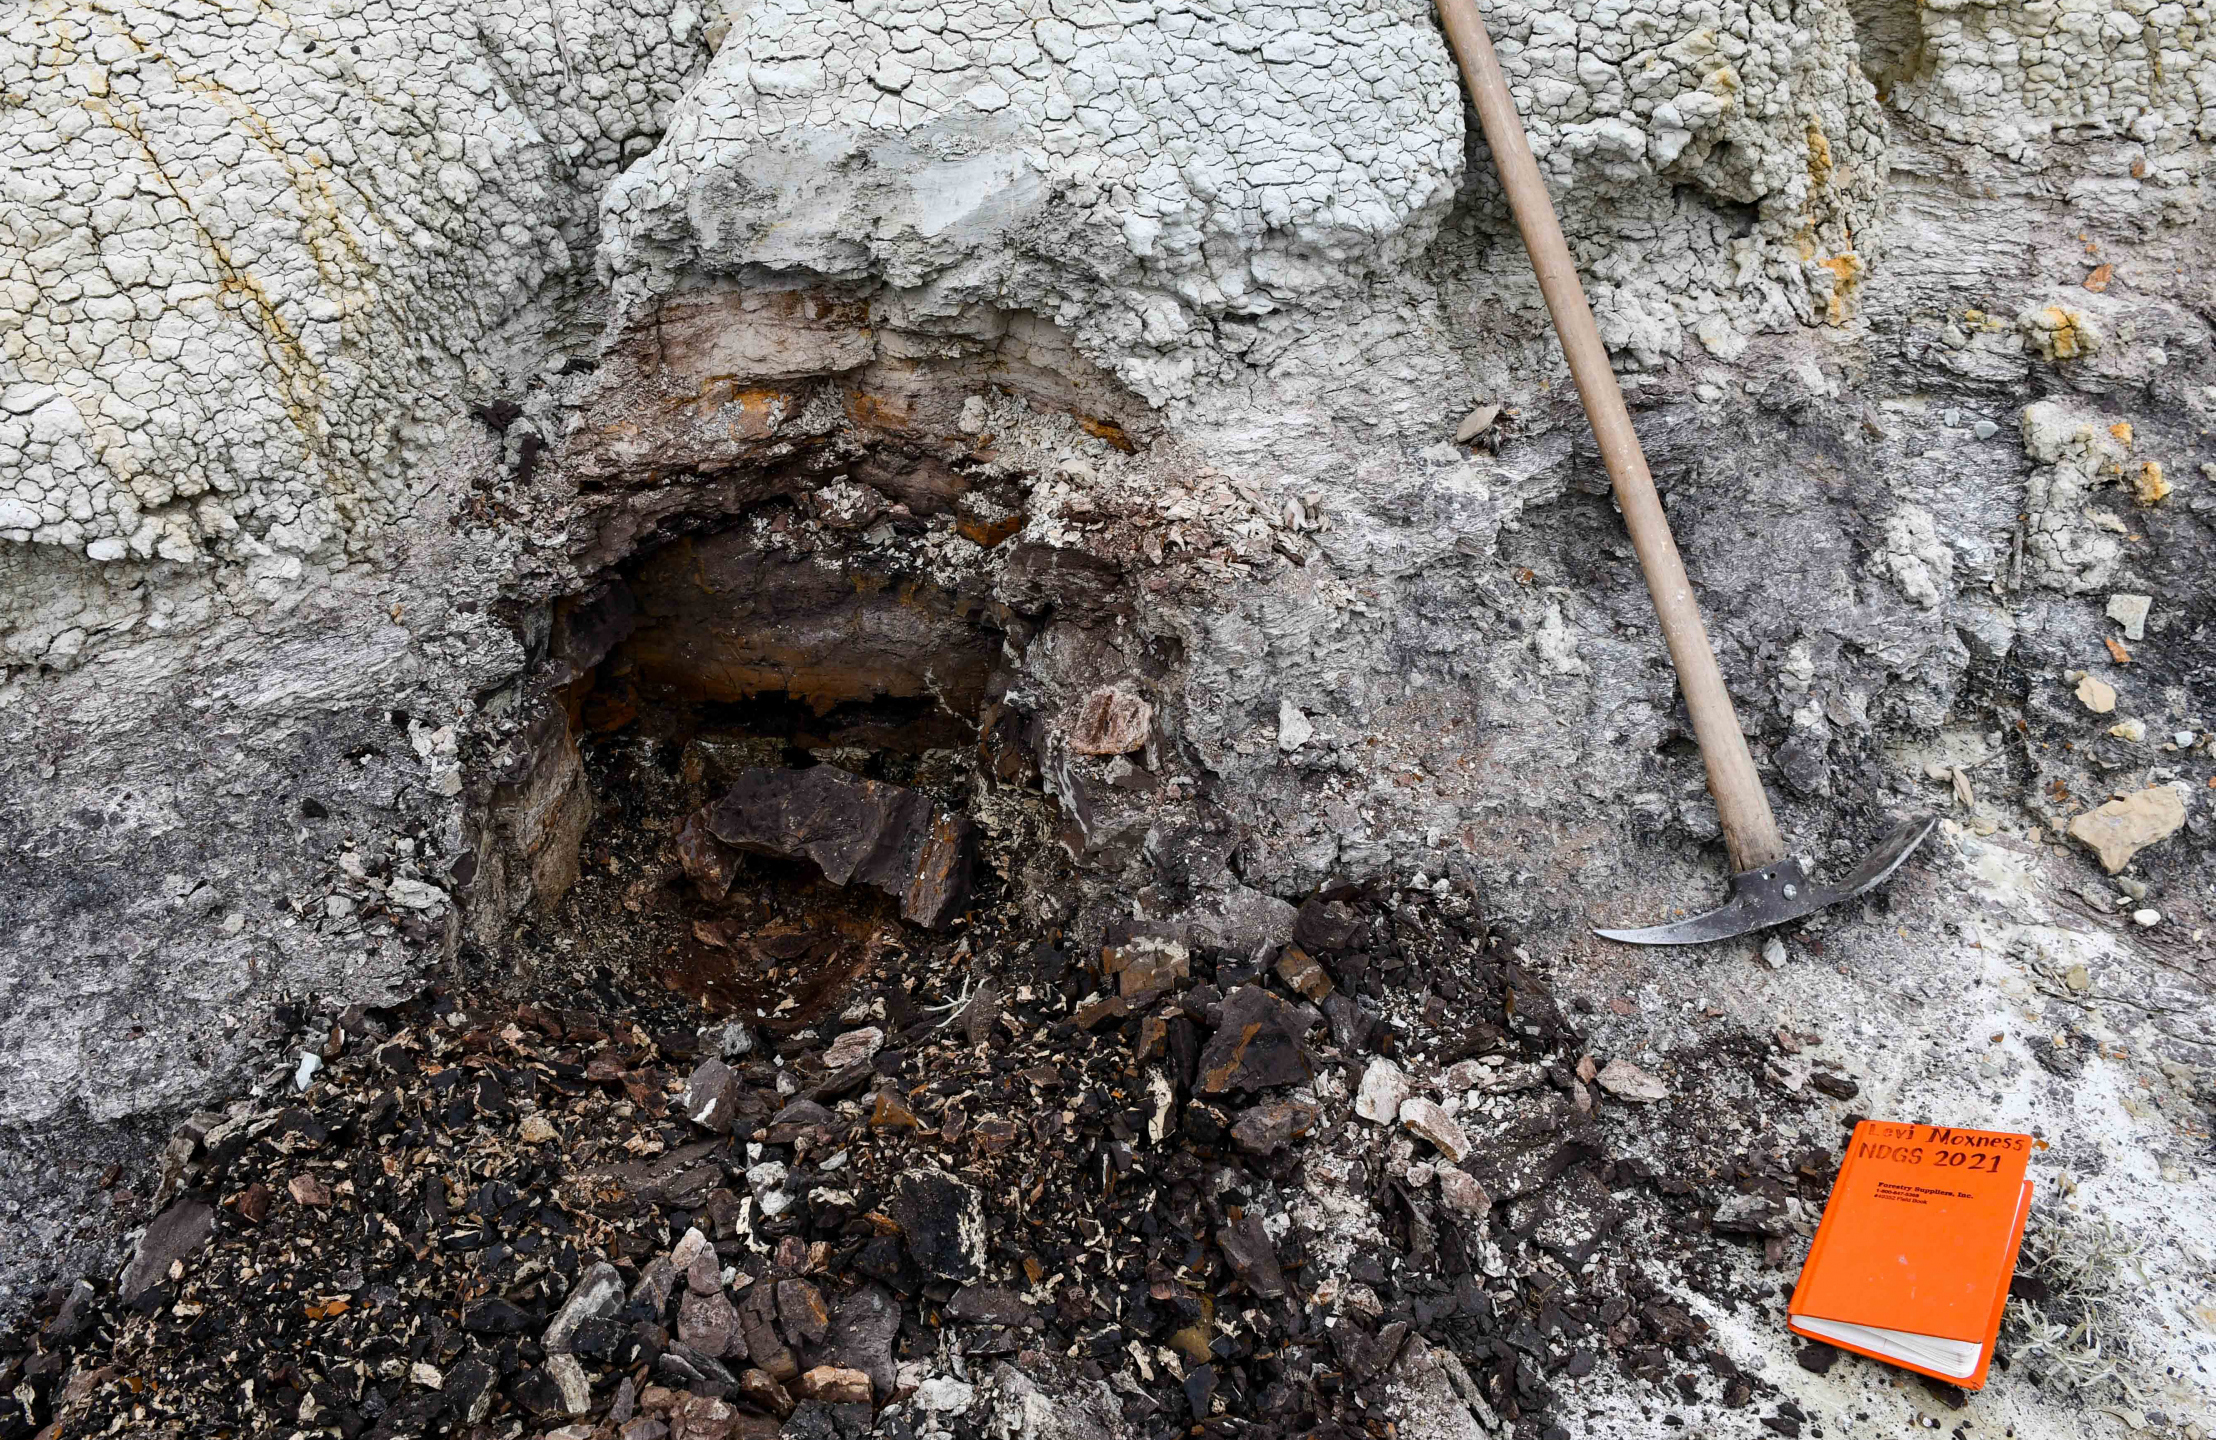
1782, 884, 1798, 899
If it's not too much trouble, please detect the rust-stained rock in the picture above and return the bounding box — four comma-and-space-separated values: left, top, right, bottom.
567, 287, 869, 483
775, 1279, 830, 1345
665, 1390, 749, 1440
737, 1368, 794, 1419
700, 766, 976, 929
1067, 685, 1153, 755
869, 1089, 924, 1130
1072, 994, 1130, 1030
1135, 1012, 1171, 1063
676, 813, 739, 904
1194, 986, 1316, 1096
1105, 933, 1189, 996
793, 1365, 873, 1404
1273, 945, 1334, 1002
1230, 1099, 1319, 1155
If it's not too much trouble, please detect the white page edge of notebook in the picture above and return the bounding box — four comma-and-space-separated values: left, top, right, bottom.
1787, 1316, 1984, 1378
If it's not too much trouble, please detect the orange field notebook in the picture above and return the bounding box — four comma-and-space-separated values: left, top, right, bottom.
1788, 1119, 2034, 1389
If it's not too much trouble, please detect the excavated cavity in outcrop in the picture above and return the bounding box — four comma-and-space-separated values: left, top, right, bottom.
602, 518, 1011, 753
461, 282, 1178, 1028
461, 276, 1168, 952
468, 527, 1035, 1029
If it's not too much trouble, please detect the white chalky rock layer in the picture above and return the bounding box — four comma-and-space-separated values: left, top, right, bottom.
1455, 0, 1886, 365
0, 0, 706, 596
602, 0, 1467, 406
605, 0, 1897, 387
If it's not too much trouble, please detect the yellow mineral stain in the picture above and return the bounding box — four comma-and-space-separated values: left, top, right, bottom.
1817, 253, 1863, 324
1806, 124, 1835, 187
2040, 306, 2086, 359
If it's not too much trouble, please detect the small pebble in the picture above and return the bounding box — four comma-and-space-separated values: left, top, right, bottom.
1944, 407, 1963, 426
2132, 909, 2161, 928
1762, 936, 1787, 969
293, 1052, 322, 1092
1972, 419, 1999, 439
2175, 731, 2197, 748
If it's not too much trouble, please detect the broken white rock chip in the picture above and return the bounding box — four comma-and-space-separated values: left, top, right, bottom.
1399, 1097, 1472, 1163
915, 1377, 976, 1413
707, 1020, 755, 1059
2068, 786, 2188, 873
822, 1026, 884, 1070
2107, 592, 2151, 641
2075, 676, 2118, 714
1354, 1058, 1410, 1125
1454, 403, 1501, 444
1438, 1167, 1492, 1218
1278, 698, 1315, 753
670, 1227, 711, 1272
385, 877, 447, 910
545, 1353, 591, 1415
1474, 1063, 1546, 1094
1440, 1060, 1486, 1092
747, 1162, 794, 1217
1595, 1059, 1670, 1103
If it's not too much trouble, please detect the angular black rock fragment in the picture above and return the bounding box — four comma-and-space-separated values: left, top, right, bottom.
702, 766, 976, 929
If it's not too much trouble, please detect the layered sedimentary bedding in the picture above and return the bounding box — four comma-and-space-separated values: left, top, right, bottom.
3, 0, 2213, 1432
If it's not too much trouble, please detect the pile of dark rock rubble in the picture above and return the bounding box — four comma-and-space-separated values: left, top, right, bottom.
0, 760, 1896, 1440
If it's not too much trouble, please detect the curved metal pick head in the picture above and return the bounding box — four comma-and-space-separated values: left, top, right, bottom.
1593, 813, 1941, 946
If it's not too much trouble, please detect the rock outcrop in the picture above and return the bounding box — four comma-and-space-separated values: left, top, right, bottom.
3, 0, 2211, 1345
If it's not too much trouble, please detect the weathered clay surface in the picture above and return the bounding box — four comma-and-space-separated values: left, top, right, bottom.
3, 0, 2214, 1431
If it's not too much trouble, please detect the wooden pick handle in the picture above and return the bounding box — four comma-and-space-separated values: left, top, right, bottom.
1433, 0, 1788, 874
